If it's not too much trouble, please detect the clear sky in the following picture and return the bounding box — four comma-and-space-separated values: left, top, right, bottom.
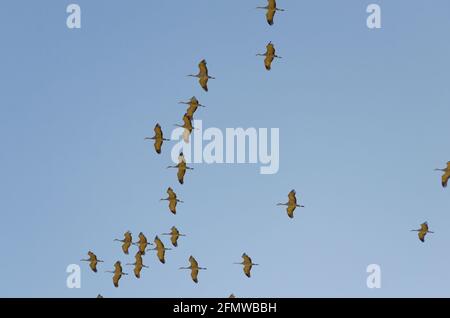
0, 0, 450, 298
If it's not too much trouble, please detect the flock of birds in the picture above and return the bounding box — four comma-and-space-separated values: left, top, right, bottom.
79, 0, 450, 296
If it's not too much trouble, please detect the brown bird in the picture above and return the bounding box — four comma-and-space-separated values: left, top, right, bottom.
81, 251, 104, 273
234, 253, 259, 278
133, 232, 152, 255
167, 152, 194, 185
114, 231, 133, 255
434, 161, 450, 188
188, 59, 215, 92
257, 42, 282, 71
126, 251, 149, 279
277, 189, 304, 218
179, 96, 206, 120
160, 187, 183, 215
145, 123, 170, 154
105, 261, 128, 288
411, 222, 434, 242
175, 113, 194, 143
256, 0, 285, 26
162, 226, 186, 247
148, 236, 171, 264
179, 256, 207, 283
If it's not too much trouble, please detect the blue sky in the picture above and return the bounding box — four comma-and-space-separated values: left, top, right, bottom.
0, 0, 450, 297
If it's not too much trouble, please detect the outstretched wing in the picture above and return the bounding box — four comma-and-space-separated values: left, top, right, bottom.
177, 167, 186, 184
287, 204, 296, 218
191, 268, 199, 283
264, 55, 274, 71
266, 9, 275, 25
154, 138, 163, 154
169, 199, 177, 214
199, 77, 208, 92
442, 170, 449, 188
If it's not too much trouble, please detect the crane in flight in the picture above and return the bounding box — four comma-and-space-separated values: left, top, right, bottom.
234, 253, 259, 278
434, 161, 450, 188
145, 123, 170, 154
81, 251, 104, 273
257, 42, 282, 71
277, 190, 304, 218
114, 231, 133, 255
411, 222, 434, 242
179, 96, 206, 120
126, 251, 149, 278
162, 226, 186, 247
179, 256, 207, 283
188, 59, 215, 92
133, 232, 152, 255
174, 113, 194, 143
167, 152, 194, 185
160, 187, 183, 215
105, 261, 128, 288
148, 236, 171, 264
256, 0, 285, 26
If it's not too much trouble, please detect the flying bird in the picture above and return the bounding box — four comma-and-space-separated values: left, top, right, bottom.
277, 190, 304, 218
434, 161, 450, 188
126, 251, 149, 278
256, 0, 285, 26
133, 232, 152, 255
81, 251, 104, 273
160, 187, 183, 215
114, 231, 133, 255
179, 256, 207, 283
188, 59, 215, 92
145, 123, 170, 154
162, 226, 186, 247
148, 236, 171, 264
105, 261, 128, 288
175, 113, 194, 143
234, 253, 259, 278
411, 222, 434, 242
167, 152, 194, 185
257, 42, 282, 71
179, 96, 206, 120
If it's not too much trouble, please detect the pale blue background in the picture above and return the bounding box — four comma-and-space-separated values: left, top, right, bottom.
0, 0, 449, 297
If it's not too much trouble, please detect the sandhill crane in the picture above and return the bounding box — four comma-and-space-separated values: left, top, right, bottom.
148, 235, 171, 264
234, 253, 259, 278
145, 123, 170, 154
126, 251, 149, 278
277, 190, 304, 218
105, 261, 128, 288
167, 152, 194, 184
257, 0, 285, 26
188, 59, 215, 92
174, 113, 194, 143
411, 222, 434, 242
179, 256, 207, 283
133, 232, 152, 255
81, 251, 104, 273
114, 231, 133, 255
160, 187, 183, 215
162, 226, 186, 247
434, 161, 450, 188
179, 96, 206, 120
257, 42, 282, 71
